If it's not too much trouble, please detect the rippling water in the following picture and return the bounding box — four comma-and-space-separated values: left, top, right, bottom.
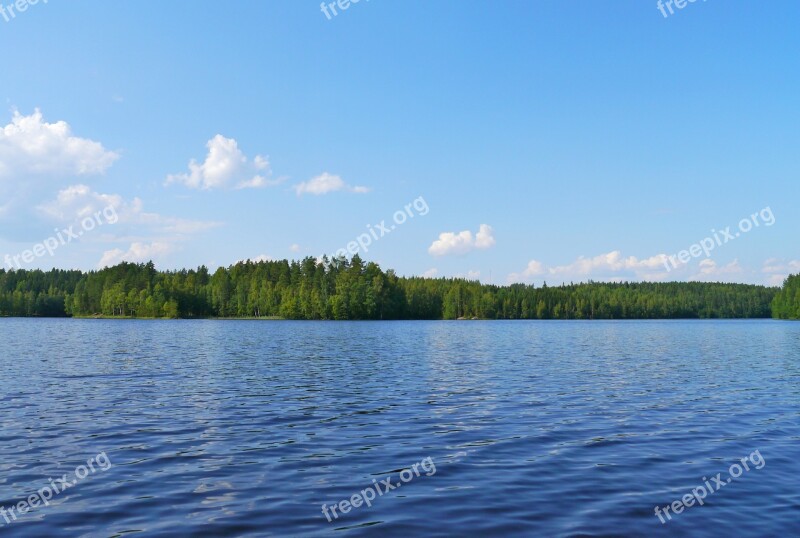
0, 319, 798, 537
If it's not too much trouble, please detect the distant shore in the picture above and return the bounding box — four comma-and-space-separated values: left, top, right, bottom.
6, 315, 800, 323
2, 257, 797, 320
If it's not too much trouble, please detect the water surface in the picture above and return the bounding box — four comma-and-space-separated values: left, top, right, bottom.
0, 319, 798, 536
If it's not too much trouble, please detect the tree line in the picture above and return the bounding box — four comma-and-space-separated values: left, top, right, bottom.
0, 256, 790, 320
771, 274, 800, 319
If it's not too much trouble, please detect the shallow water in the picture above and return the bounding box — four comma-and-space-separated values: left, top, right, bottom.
0, 319, 798, 537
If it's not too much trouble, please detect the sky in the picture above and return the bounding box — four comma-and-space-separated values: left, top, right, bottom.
0, 0, 798, 286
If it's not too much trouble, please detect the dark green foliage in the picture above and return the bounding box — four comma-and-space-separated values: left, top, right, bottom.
771, 274, 800, 319
0, 257, 782, 320
0, 268, 84, 317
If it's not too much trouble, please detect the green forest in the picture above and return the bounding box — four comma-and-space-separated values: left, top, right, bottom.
771, 274, 800, 319
0, 256, 793, 320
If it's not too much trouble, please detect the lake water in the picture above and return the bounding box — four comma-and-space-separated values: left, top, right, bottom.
0, 319, 798, 537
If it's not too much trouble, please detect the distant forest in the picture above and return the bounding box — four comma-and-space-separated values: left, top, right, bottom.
0, 256, 793, 320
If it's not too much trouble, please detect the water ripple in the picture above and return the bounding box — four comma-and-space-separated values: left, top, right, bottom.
0, 319, 798, 537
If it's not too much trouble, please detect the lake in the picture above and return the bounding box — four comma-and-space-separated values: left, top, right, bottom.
0, 319, 798, 537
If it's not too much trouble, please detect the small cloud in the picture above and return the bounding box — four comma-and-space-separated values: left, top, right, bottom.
167, 135, 278, 190
235, 175, 279, 190
99, 242, 174, 268
290, 244, 301, 253
428, 224, 495, 257
422, 268, 439, 278
457, 270, 481, 281
689, 259, 744, 282
293, 172, 370, 196
516, 260, 546, 278
38, 184, 130, 222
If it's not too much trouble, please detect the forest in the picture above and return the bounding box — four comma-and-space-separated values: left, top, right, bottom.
0, 256, 791, 320
771, 274, 800, 320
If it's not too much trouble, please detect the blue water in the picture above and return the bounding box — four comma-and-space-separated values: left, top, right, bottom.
0, 319, 798, 537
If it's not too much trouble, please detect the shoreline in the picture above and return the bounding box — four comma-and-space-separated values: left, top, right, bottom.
3, 315, 786, 321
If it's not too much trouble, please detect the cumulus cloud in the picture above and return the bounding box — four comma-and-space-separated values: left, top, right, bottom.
428, 224, 495, 257
166, 135, 279, 190
293, 172, 369, 196
0, 109, 118, 179
508, 250, 671, 284
0, 110, 118, 223
99, 242, 174, 268
290, 244, 301, 253
422, 268, 439, 278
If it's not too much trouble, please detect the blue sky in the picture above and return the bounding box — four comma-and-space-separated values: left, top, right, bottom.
0, 0, 798, 285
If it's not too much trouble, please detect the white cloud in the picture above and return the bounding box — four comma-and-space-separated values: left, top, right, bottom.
507, 252, 798, 286
38, 184, 131, 221
456, 270, 481, 280
166, 135, 278, 190
0, 109, 118, 179
761, 258, 800, 286
428, 224, 495, 257
508, 250, 671, 284
38, 184, 219, 235
99, 242, 174, 268
293, 172, 369, 196
475, 225, 495, 249
37, 185, 220, 269
689, 258, 744, 282
422, 268, 439, 278
515, 260, 546, 278
290, 244, 301, 253
552, 251, 667, 277
235, 176, 271, 190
